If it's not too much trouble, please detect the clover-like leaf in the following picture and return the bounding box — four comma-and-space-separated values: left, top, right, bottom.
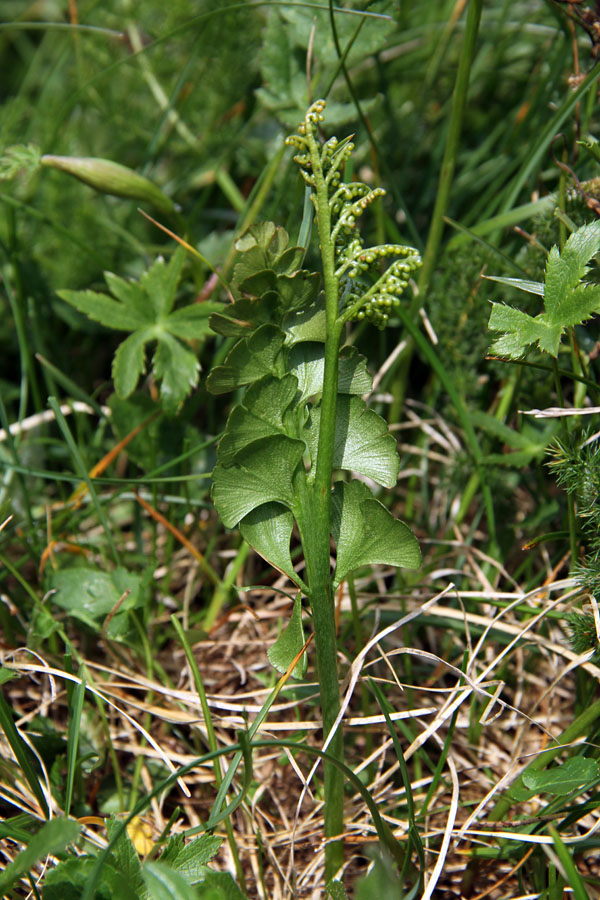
488, 221, 600, 359
267, 594, 307, 679
331, 480, 420, 587
240, 501, 303, 587
305, 395, 399, 487
211, 435, 305, 527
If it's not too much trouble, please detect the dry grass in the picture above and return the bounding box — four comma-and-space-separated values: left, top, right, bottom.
1, 401, 599, 898
2, 541, 599, 897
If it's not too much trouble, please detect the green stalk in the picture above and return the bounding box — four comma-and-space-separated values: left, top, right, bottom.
415, 0, 483, 304
302, 125, 345, 880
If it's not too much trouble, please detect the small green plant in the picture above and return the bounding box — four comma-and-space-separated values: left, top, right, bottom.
488, 220, 600, 651
207, 99, 421, 879
488, 221, 600, 359
57, 248, 222, 414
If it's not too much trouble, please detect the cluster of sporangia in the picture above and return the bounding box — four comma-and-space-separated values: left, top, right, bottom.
285, 99, 421, 328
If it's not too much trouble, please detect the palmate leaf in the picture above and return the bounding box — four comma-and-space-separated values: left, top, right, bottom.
58, 248, 222, 411
332, 480, 421, 587
56, 288, 151, 331
488, 221, 600, 359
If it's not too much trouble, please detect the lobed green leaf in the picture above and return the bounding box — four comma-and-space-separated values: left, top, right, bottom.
112, 329, 150, 398
332, 480, 421, 587
206, 324, 285, 394
211, 435, 304, 527
305, 396, 399, 487
217, 374, 299, 466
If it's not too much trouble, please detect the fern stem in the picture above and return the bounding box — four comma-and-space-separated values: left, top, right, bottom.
303, 125, 345, 880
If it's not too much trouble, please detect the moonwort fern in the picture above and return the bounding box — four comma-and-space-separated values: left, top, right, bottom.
207, 100, 421, 879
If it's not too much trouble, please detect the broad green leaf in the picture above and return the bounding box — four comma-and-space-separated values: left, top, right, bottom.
159, 834, 222, 883
218, 374, 299, 465
232, 223, 290, 289
522, 757, 600, 796
43, 857, 123, 900
0, 817, 81, 894
240, 502, 301, 587
106, 816, 146, 899
211, 435, 304, 527
112, 329, 150, 398
165, 302, 224, 339
50, 567, 143, 639
288, 344, 372, 402
267, 594, 307, 679
153, 333, 200, 413
207, 324, 285, 394
305, 396, 399, 487
276, 270, 321, 311
142, 861, 197, 900
332, 480, 420, 587
141, 248, 186, 319
57, 289, 148, 331
238, 269, 278, 297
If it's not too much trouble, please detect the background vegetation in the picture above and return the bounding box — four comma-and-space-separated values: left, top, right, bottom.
2, 0, 600, 896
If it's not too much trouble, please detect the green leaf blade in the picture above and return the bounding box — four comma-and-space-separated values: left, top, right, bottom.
267, 594, 307, 679
57, 289, 148, 331
332, 480, 420, 587
211, 435, 305, 528
305, 396, 399, 487
240, 501, 302, 587
153, 333, 200, 413
112, 329, 150, 398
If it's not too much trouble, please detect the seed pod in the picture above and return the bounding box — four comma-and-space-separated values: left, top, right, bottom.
41, 155, 175, 215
